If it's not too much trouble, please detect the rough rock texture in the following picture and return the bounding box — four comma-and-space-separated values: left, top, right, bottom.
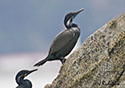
45, 14, 125, 88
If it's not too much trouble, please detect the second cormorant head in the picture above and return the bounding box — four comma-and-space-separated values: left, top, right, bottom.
15, 69, 38, 88
64, 8, 84, 28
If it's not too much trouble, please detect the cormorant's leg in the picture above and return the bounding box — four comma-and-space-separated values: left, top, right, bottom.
60, 57, 66, 64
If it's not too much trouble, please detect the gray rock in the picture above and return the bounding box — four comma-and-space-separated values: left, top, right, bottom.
45, 13, 125, 88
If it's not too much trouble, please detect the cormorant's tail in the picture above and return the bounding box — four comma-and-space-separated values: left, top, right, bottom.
34, 57, 48, 67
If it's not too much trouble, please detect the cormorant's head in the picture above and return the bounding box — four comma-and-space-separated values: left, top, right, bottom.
16, 69, 38, 78
64, 8, 84, 28
16, 69, 38, 84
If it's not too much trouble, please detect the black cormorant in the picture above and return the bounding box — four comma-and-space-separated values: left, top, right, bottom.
34, 8, 84, 66
15, 69, 38, 88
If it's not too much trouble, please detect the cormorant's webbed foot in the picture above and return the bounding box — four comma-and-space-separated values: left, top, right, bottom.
60, 57, 66, 64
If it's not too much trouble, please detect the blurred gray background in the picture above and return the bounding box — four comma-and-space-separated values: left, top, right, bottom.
0, 0, 124, 88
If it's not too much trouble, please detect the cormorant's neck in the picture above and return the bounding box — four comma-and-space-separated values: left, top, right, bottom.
72, 23, 78, 28
65, 23, 78, 29
16, 76, 24, 85
64, 17, 73, 29
16, 77, 32, 88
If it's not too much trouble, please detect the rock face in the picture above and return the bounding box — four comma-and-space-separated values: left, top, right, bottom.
45, 14, 125, 88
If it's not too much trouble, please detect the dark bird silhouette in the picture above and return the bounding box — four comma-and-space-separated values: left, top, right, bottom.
15, 69, 38, 88
34, 8, 84, 66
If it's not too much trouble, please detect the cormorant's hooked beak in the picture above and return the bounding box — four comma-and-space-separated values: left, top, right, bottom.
24, 69, 38, 77
73, 8, 84, 18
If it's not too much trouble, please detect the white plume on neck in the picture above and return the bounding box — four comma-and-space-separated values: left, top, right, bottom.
66, 18, 72, 27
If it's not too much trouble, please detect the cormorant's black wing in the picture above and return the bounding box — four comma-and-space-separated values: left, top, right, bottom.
49, 29, 74, 54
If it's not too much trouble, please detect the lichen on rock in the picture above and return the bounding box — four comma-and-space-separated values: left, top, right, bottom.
45, 13, 125, 88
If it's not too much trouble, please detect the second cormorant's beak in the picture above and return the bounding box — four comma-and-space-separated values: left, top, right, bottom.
24, 69, 38, 77
73, 8, 84, 18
